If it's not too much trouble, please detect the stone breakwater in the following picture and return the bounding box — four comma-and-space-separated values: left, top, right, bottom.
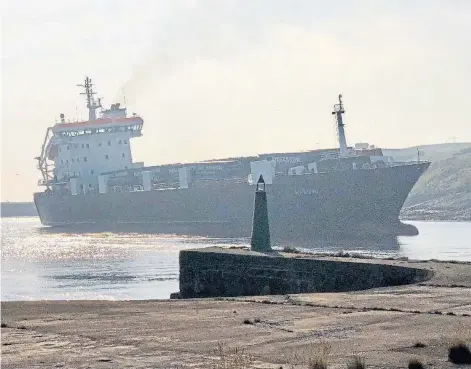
178, 247, 432, 298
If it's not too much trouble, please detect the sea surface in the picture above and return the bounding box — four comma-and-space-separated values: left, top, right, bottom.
1, 217, 470, 301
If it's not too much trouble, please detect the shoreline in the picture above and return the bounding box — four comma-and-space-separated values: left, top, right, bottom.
400, 216, 471, 222
2, 257, 470, 368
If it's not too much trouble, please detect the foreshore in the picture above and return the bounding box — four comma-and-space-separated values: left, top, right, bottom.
2, 255, 471, 368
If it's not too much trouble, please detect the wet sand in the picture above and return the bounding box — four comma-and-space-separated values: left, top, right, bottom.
2, 257, 471, 368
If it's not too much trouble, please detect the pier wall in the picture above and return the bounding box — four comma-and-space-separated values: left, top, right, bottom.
178, 248, 431, 298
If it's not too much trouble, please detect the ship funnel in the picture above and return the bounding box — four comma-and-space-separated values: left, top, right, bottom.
332, 94, 348, 157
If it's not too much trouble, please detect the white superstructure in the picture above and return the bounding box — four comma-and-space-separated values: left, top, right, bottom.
36, 77, 143, 194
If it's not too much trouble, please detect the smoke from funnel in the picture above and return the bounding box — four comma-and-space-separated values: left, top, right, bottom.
111, 1, 280, 106
114, 54, 178, 105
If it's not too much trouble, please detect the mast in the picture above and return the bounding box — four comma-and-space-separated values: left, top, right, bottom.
77, 77, 102, 121
332, 94, 348, 157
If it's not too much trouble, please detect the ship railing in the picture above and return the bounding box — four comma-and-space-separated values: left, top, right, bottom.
389, 161, 430, 167
104, 178, 250, 192
152, 182, 180, 190
191, 177, 248, 186
38, 178, 67, 186
110, 185, 141, 193
130, 185, 144, 192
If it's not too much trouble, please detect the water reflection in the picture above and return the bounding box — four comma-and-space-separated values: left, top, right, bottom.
2, 217, 470, 301
276, 234, 401, 254
37, 221, 404, 251
35, 220, 406, 258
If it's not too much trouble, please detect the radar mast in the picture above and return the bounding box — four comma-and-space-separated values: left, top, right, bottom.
77, 77, 102, 121
332, 94, 348, 157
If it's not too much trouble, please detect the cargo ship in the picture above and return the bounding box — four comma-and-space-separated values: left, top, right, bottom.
34, 78, 430, 240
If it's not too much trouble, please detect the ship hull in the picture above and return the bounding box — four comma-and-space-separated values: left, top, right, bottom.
34, 163, 429, 241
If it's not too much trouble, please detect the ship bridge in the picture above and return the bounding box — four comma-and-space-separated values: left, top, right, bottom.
36, 77, 144, 194
52, 115, 143, 137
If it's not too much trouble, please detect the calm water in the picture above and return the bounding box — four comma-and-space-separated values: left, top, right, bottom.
1, 217, 470, 301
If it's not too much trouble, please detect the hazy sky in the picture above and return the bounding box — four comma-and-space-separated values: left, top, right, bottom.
1, 0, 471, 201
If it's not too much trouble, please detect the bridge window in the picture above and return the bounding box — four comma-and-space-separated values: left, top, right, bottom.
72, 158, 75, 163
81, 144, 85, 148
61, 160, 64, 164
124, 139, 128, 144
77, 158, 80, 163
98, 142, 102, 147
105, 155, 109, 160
86, 143, 89, 148
66, 160, 69, 164
91, 169, 94, 175
84, 157, 87, 162
108, 141, 111, 146
118, 140, 122, 144
122, 153, 125, 158
67, 145, 70, 150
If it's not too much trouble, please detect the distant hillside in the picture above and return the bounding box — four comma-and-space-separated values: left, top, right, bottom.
389, 143, 471, 221
1, 202, 37, 217
383, 142, 471, 163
